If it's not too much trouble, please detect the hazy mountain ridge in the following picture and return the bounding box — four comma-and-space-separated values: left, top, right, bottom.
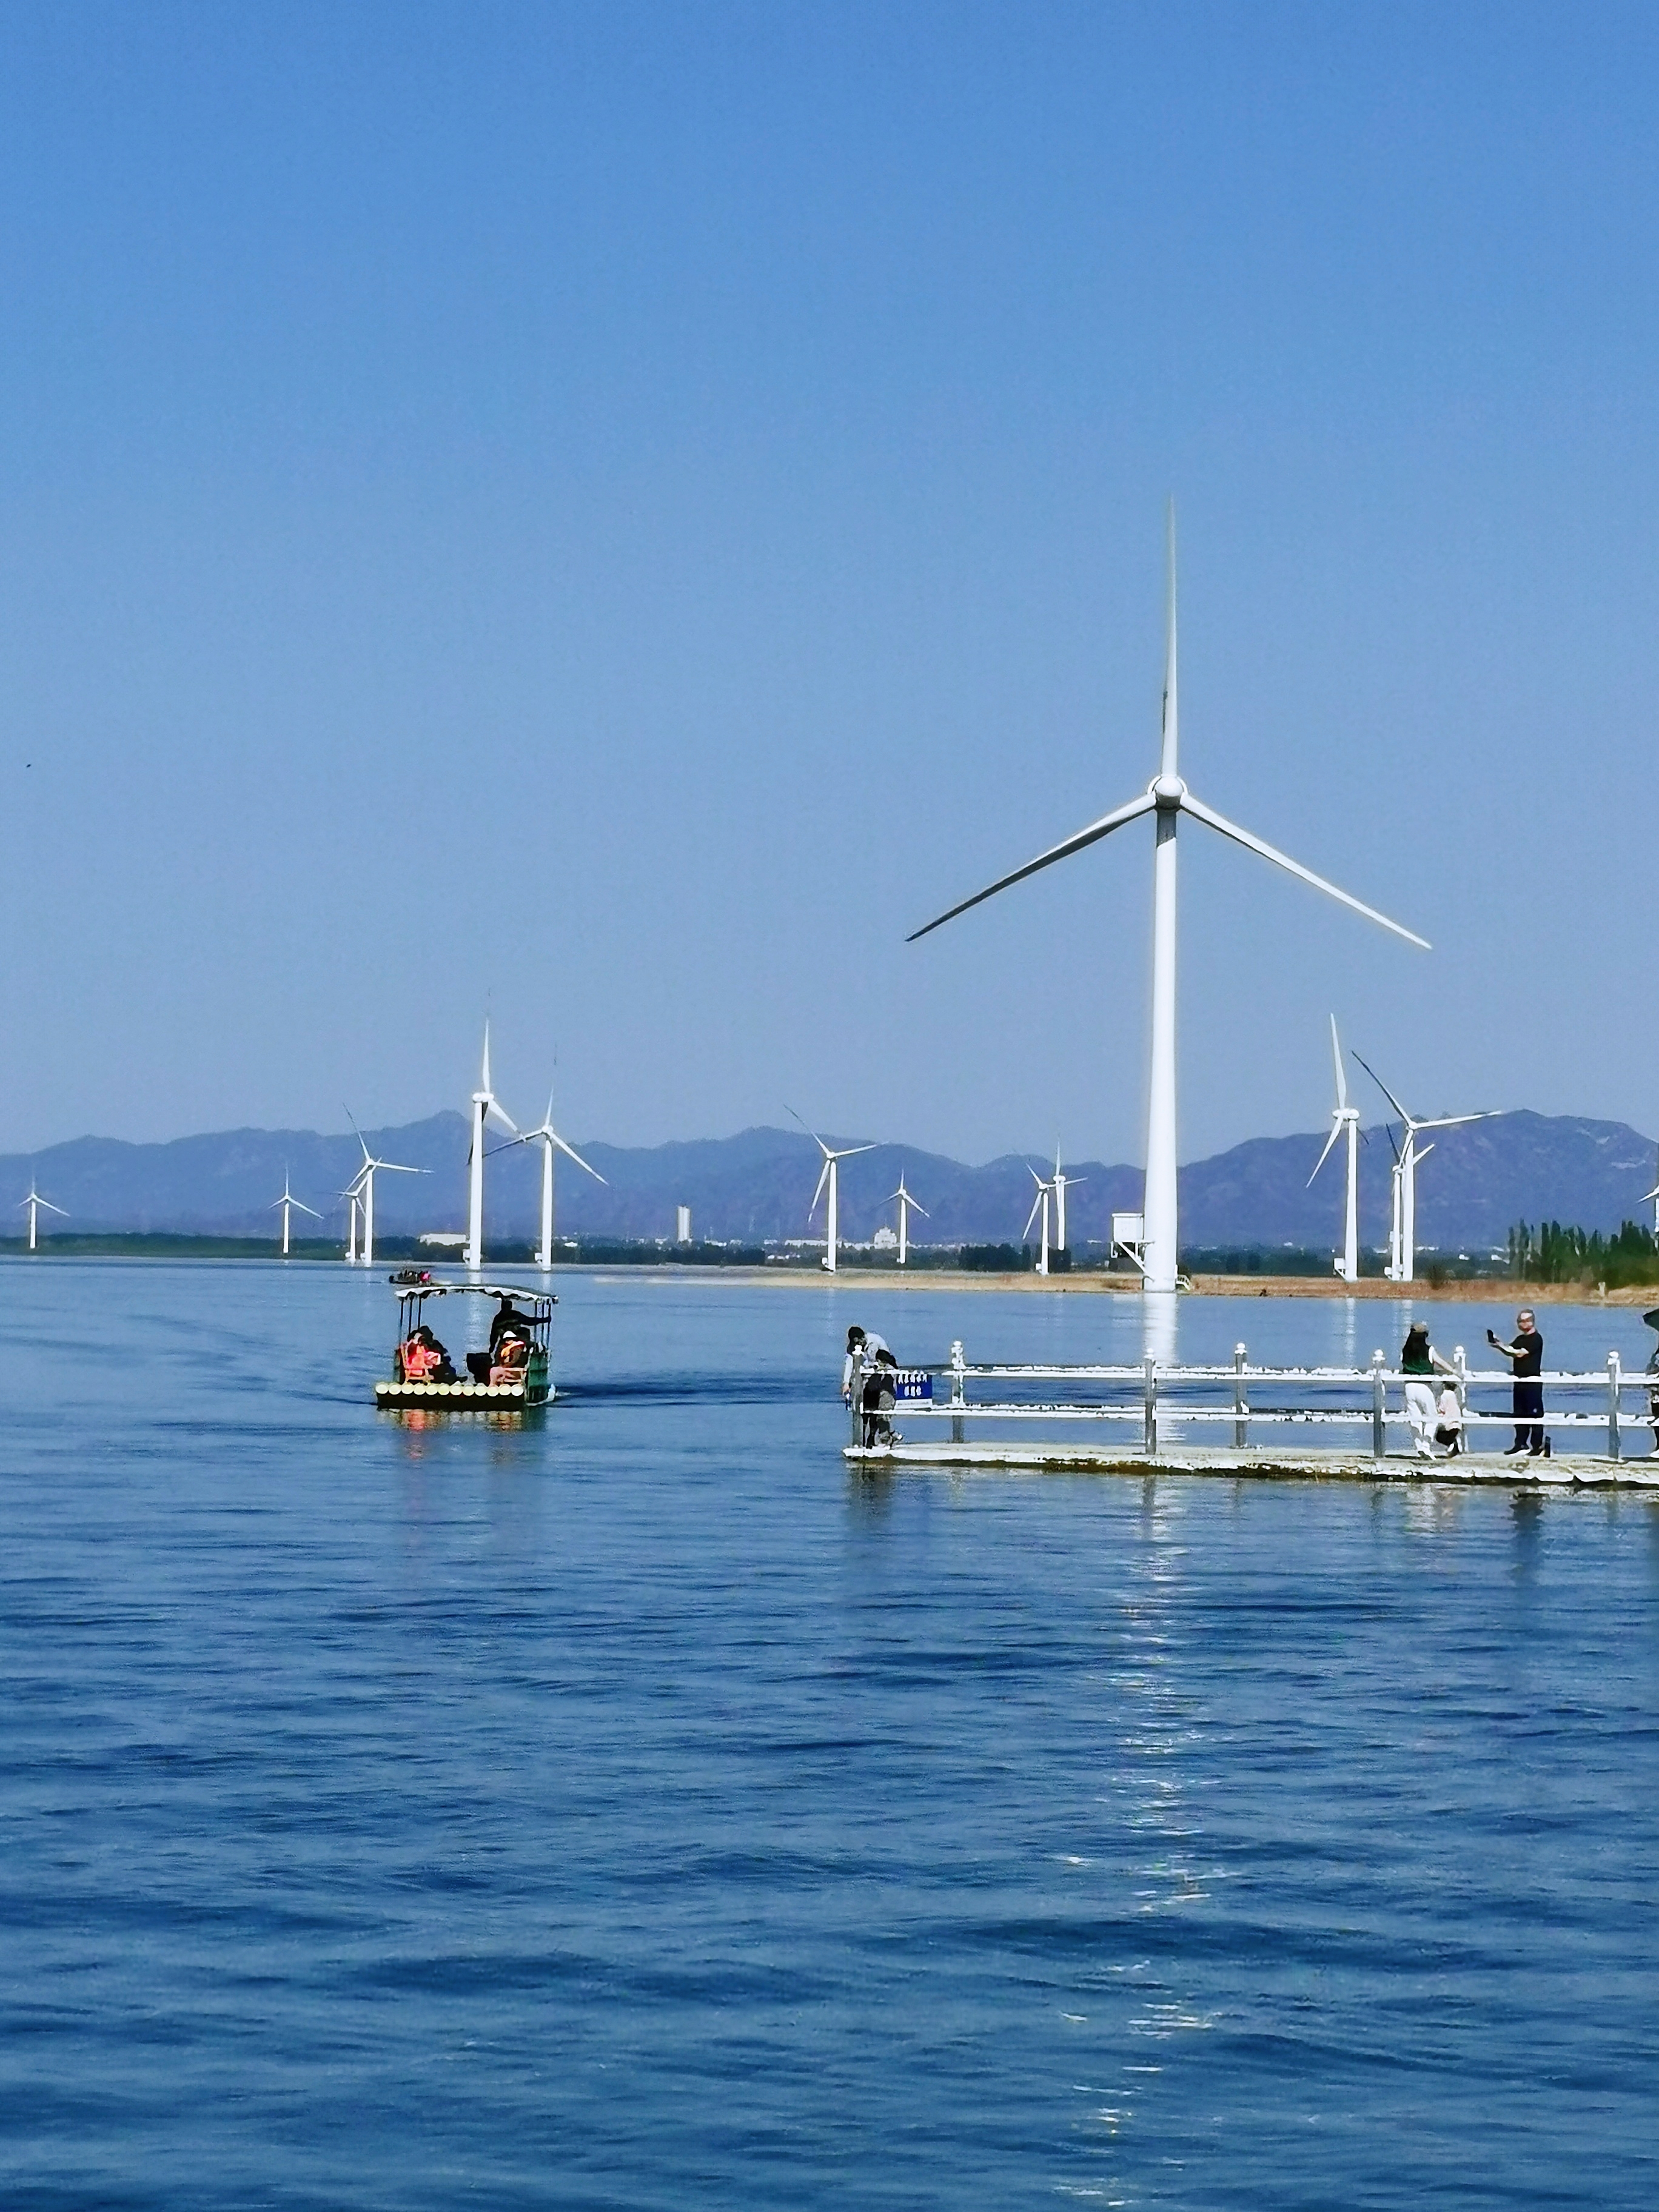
4, 1111, 1655, 1252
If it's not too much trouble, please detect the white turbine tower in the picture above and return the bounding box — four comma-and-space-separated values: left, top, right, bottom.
1051, 1147, 1085, 1256
909, 508, 1429, 1293
1641, 1145, 1659, 1238
888, 1175, 927, 1266
269, 1171, 321, 1258
1308, 1016, 1361, 1282
465, 1021, 517, 1272
500, 1093, 606, 1270
790, 1110, 874, 1273
346, 1125, 423, 1269
1352, 1053, 1500, 1283
17, 1178, 66, 1253
344, 1188, 360, 1265
1024, 1165, 1054, 1275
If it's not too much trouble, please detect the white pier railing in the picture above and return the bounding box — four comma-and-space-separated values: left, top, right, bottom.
848, 1341, 1658, 1461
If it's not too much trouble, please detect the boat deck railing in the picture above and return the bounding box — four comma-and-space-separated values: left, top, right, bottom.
850, 1341, 1659, 1460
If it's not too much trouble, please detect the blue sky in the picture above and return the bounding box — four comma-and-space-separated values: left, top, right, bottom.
2, 2, 1655, 1165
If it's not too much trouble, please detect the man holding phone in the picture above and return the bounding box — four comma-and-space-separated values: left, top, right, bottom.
1487, 1309, 1546, 1456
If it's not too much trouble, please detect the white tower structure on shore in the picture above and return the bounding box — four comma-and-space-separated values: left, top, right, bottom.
1308, 1016, 1361, 1282
909, 509, 1429, 1293
345, 1190, 360, 1265
269, 1173, 321, 1258
888, 1175, 927, 1266
1051, 1147, 1084, 1255
1025, 1165, 1055, 1275
17, 1178, 66, 1252
791, 1109, 873, 1273
1353, 1053, 1500, 1283
501, 1093, 605, 1271
465, 1022, 517, 1271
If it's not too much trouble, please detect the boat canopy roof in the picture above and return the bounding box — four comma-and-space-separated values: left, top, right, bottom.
389, 1279, 554, 1304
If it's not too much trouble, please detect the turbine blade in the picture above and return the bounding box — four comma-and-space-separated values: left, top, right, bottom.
1161, 498, 1179, 782
907, 790, 1156, 942
1330, 1013, 1348, 1111
1024, 1191, 1043, 1237
1307, 1119, 1343, 1188
911, 1198, 928, 1216
1416, 1110, 1503, 1131
552, 1132, 605, 1182
785, 1102, 828, 1153
1180, 792, 1430, 950
293, 1198, 323, 1218
831, 1142, 876, 1161
481, 1019, 491, 1096
809, 1158, 831, 1219
1352, 1050, 1412, 1128
38, 1197, 67, 1216
485, 1101, 518, 1136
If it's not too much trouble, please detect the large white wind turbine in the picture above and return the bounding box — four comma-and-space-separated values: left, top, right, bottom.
500, 1093, 606, 1271
1024, 1165, 1055, 1276
909, 509, 1429, 1293
790, 1109, 874, 1273
1352, 1053, 1500, 1283
1307, 1016, 1361, 1282
346, 1125, 423, 1269
465, 1021, 518, 1271
17, 1178, 66, 1253
1051, 1147, 1085, 1255
269, 1171, 321, 1258
888, 1175, 927, 1266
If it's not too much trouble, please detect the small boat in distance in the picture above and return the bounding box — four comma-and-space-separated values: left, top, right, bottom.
374, 1279, 555, 1412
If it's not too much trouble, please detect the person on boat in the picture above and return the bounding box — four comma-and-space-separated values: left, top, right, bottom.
401, 1324, 457, 1384
1400, 1323, 1458, 1458
489, 1296, 534, 1356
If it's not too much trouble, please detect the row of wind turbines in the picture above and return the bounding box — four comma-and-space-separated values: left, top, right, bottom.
333, 1025, 605, 1269
793, 1106, 1084, 1275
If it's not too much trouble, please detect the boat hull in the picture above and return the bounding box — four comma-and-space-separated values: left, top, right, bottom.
374, 1378, 552, 1410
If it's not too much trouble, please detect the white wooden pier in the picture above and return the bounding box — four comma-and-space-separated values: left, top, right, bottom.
844, 1341, 1659, 1489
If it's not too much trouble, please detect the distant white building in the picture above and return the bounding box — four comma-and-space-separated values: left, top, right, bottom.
872, 1225, 898, 1250
675, 1205, 692, 1244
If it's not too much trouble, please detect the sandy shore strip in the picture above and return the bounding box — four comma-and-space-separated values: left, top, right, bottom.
583, 1265, 1659, 1309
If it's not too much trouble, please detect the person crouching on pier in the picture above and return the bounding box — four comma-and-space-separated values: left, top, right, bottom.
1401, 1323, 1458, 1459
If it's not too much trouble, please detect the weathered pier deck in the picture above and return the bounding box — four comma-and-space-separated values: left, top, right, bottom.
845, 1439, 1659, 1487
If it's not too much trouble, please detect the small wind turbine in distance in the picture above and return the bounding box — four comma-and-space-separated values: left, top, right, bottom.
907, 505, 1429, 1293
466, 1021, 518, 1272
494, 1093, 606, 1272
345, 1118, 424, 1269
270, 1171, 321, 1258
17, 1176, 66, 1253
1352, 1053, 1501, 1284
888, 1175, 927, 1266
1307, 1016, 1361, 1282
1640, 1144, 1659, 1239
1025, 1164, 1055, 1276
1051, 1147, 1085, 1258
788, 1108, 874, 1274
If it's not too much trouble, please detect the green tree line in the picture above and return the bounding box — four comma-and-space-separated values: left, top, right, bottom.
1507, 1219, 1659, 1287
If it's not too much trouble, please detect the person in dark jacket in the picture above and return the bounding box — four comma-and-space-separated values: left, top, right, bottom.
1488, 1309, 1546, 1455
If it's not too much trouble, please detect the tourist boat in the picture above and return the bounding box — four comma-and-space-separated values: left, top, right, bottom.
374, 1279, 555, 1411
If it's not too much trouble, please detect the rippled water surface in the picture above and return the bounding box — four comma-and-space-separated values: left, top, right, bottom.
2, 1263, 1657, 2209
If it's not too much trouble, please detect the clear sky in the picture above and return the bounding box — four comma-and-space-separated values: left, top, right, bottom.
2, 1, 1655, 1164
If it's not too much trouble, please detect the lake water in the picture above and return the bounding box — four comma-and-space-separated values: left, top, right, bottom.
2, 1262, 1657, 2208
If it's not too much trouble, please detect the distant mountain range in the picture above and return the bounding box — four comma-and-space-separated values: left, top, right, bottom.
2, 1111, 1656, 1254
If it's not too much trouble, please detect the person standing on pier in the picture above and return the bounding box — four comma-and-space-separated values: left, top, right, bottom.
1488, 1309, 1547, 1456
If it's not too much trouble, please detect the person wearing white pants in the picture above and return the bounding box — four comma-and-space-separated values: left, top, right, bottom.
1401, 1322, 1458, 1458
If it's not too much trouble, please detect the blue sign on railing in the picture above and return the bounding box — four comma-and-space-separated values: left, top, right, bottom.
893, 1369, 934, 1401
